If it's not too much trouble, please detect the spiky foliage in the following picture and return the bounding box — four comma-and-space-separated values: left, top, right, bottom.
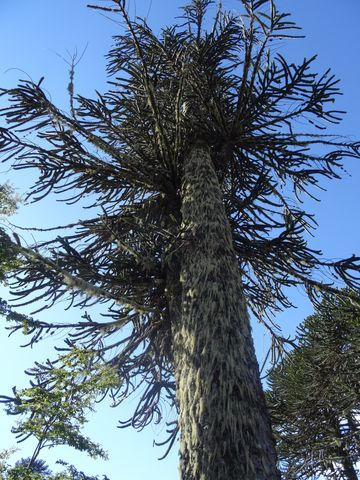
267, 293, 360, 479
1, 0, 360, 466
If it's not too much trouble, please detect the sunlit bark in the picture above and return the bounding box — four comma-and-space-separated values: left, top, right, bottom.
173, 142, 279, 479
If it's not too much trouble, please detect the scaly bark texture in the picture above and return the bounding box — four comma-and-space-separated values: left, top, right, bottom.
172, 142, 279, 479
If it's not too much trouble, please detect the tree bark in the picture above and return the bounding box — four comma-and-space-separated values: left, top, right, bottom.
335, 417, 358, 480
172, 142, 279, 480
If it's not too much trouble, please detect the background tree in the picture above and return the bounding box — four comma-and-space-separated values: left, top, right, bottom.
1, 0, 360, 478
0, 451, 111, 479
0, 331, 117, 466
0, 183, 21, 284
267, 293, 360, 479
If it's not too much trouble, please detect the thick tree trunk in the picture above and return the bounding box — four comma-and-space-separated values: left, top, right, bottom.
172, 142, 279, 480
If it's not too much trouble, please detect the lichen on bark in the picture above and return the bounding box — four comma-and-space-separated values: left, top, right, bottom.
172, 142, 279, 479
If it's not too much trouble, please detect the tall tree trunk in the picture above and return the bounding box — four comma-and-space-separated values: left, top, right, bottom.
172, 142, 279, 480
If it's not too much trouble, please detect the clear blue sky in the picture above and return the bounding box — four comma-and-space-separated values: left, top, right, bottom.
1, 1, 360, 478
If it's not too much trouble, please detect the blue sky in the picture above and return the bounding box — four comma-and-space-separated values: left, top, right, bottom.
1, 1, 360, 478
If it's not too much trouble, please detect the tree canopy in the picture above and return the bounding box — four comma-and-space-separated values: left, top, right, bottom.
267, 293, 360, 479
1, 0, 360, 477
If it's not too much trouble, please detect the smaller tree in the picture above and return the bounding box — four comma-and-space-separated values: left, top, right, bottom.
267, 293, 360, 479
0, 320, 118, 466
0, 183, 19, 217
0, 452, 111, 480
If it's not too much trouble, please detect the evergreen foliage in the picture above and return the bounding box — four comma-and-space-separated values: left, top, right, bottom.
267, 293, 360, 479
1, 0, 360, 477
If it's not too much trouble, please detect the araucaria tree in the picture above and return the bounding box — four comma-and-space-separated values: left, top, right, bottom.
1, 1, 360, 478
267, 293, 360, 480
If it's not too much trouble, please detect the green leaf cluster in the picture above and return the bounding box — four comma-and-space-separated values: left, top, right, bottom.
1, 347, 119, 462
0, 453, 110, 479
0, 183, 19, 217
0, 183, 22, 283
0, 230, 20, 283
